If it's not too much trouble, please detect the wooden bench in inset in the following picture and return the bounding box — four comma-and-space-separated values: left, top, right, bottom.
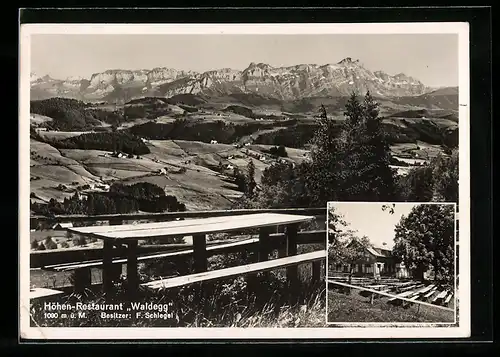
388, 290, 414, 304
141, 250, 326, 291
444, 292, 453, 306
423, 287, 438, 300
432, 290, 448, 304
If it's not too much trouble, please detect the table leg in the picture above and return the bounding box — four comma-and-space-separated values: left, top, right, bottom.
258, 227, 271, 262
127, 240, 139, 297
285, 223, 299, 303
73, 267, 91, 293
102, 240, 114, 296
312, 260, 321, 284
193, 234, 207, 273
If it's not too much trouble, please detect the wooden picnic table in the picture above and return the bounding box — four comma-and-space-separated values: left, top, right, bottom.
67, 213, 315, 297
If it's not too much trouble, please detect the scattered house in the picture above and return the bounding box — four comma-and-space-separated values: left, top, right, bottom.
210, 140, 218, 144
226, 164, 235, 170
259, 156, 266, 161
227, 155, 234, 160
35, 127, 48, 132
244, 143, 250, 147
158, 168, 167, 175
52, 222, 73, 230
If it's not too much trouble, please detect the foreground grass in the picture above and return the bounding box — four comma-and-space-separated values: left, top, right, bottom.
327, 288, 455, 324
31, 268, 327, 328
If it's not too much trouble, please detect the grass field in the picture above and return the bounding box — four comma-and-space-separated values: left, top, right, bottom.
327, 288, 455, 324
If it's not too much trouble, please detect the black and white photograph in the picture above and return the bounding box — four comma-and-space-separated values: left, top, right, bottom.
326, 202, 457, 326
20, 22, 469, 339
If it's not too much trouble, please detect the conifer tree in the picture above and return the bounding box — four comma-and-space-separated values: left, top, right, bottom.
336, 91, 396, 201
245, 159, 257, 198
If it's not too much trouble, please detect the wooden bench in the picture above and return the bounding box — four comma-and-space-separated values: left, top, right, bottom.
67, 213, 317, 298
417, 284, 435, 295
423, 287, 438, 300
388, 290, 414, 304
444, 292, 454, 305
142, 250, 326, 291
432, 290, 448, 304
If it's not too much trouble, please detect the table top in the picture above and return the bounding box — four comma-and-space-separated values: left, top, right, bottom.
29, 287, 64, 300
68, 213, 315, 241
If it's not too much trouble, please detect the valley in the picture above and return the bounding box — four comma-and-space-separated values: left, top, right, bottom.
29, 59, 459, 212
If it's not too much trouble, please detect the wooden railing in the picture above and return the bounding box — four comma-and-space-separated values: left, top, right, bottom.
30, 207, 326, 227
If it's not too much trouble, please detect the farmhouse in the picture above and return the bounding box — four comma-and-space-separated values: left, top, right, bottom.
52, 222, 73, 230
210, 140, 218, 144
331, 243, 410, 279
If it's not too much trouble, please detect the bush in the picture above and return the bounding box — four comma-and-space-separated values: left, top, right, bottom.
269, 145, 288, 157
30, 240, 39, 250
44, 236, 58, 250
60, 241, 70, 248
72, 235, 87, 246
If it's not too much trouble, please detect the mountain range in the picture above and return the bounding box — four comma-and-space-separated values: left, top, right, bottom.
30, 57, 455, 103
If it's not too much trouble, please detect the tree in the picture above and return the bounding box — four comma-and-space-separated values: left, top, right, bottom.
72, 235, 87, 246
392, 204, 455, 283
396, 149, 458, 203
304, 104, 340, 206
335, 91, 396, 201
431, 149, 458, 203
31, 240, 39, 250
44, 236, 58, 250
245, 160, 257, 198
397, 165, 434, 202
327, 204, 372, 284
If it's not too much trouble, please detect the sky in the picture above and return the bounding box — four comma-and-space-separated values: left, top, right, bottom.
328, 203, 421, 250
30, 34, 458, 87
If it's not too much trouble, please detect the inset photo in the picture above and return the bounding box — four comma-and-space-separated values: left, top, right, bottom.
326, 202, 457, 325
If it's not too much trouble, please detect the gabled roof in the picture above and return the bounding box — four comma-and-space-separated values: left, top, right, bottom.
372, 247, 392, 257
366, 246, 386, 257
52, 222, 73, 229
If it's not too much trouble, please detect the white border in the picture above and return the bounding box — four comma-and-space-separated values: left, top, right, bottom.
325, 202, 458, 327
19, 22, 470, 340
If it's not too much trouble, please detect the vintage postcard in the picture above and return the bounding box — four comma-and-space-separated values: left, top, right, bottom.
19, 22, 470, 340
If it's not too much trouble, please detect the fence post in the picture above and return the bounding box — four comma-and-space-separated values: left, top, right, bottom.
312, 261, 321, 285
193, 234, 207, 273
285, 223, 299, 304
109, 218, 123, 226
127, 240, 139, 297
102, 239, 114, 297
